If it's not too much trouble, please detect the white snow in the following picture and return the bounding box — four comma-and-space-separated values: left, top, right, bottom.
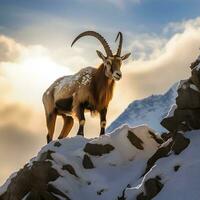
165, 104, 177, 118
1, 125, 160, 200
125, 130, 200, 200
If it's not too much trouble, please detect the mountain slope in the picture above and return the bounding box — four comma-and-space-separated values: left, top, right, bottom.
107, 83, 178, 134
0, 125, 162, 200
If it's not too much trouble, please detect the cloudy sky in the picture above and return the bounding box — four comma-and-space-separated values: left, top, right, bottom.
1, 0, 200, 185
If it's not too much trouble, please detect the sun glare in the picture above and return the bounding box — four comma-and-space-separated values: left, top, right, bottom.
3, 51, 72, 109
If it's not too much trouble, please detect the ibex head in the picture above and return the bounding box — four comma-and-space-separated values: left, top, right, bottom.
71, 31, 131, 81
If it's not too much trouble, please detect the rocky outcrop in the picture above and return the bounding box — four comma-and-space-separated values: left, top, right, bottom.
161, 55, 200, 133
0, 161, 63, 200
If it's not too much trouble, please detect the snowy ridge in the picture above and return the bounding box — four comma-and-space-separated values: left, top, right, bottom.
2, 125, 200, 200
107, 83, 178, 133
0, 125, 161, 200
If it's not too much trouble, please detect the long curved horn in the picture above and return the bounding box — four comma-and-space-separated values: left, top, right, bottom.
115, 32, 123, 56
71, 31, 113, 56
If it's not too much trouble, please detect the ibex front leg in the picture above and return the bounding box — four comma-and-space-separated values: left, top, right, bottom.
77, 105, 85, 136
100, 108, 107, 136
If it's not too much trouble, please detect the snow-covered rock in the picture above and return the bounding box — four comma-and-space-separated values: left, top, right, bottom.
0, 125, 162, 200
122, 130, 200, 200
161, 55, 200, 133
107, 83, 178, 134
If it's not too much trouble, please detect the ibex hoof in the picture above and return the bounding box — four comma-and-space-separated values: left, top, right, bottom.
77, 132, 84, 137
47, 135, 52, 143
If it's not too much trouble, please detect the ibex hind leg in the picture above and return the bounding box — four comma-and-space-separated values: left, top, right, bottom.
58, 115, 74, 139
46, 111, 57, 143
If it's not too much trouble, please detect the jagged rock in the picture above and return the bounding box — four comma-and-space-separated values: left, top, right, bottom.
127, 130, 144, 150
137, 192, 147, 200
161, 109, 200, 132
190, 57, 200, 70
161, 132, 173, 141
191, 67, 200, 90
136, 177, 163, 200
176, 81, 200, 109
161, 56, 200, 134
84, 143, 115, 156
47, 184, 70, 199
144, 177, 163, 199
144, 141, 173, 174
82, 154, 94, 169
172, 133, 190, 155
0, 161, 59, 200
62, 164, 79, 178
148, 130, 164, 144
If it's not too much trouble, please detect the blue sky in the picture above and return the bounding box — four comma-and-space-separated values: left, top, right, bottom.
1, 0, 200, 38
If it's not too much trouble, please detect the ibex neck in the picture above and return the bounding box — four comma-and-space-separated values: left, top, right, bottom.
91, 64, 115, 110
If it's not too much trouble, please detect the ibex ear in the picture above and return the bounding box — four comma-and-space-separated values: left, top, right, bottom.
121, 53, 131, 60
96, 50, 106, 61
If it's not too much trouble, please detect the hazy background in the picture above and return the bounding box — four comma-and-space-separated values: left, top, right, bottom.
1, 0, 200, 185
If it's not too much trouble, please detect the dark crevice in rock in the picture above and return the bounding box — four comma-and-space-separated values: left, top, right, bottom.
82, 154, 95, 169
172, 133, 190, 155
174, 165, 180, 172
127, 130, 144, 150
40, 191, 60, 200
161, 132, 173, 141
144, 141, 173, 175
47, 184, 71, 199
117, 184, 130, 200
97, 189, 106, 195
54, 141, 61, 147
148, 131, 164, 144
62, 164, 79, 178
84, 143, 115, 156
137, 177, 163, 200
24, 191, 41, 200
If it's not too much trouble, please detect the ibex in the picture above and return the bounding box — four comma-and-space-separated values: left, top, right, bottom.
43, 31, 131, 143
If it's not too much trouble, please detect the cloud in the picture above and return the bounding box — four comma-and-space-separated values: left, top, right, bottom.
0, 35, 24, 62
0, 124, 44, 184
163, 17, 200, 34
0, 101, 46, 185
0, 103, 31, 126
